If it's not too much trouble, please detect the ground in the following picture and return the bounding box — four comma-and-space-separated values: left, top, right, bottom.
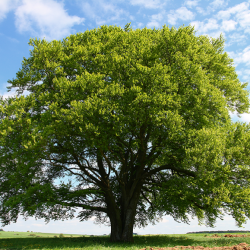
140, 235, 250, 250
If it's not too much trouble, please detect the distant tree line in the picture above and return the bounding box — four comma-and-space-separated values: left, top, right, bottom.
187, 230, 250, 234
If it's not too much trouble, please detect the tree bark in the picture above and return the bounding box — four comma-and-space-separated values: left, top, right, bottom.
107, 185, 142, 243
109, 206, 136, 242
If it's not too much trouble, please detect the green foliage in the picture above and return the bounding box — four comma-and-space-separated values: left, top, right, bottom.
0, 23, 250, 240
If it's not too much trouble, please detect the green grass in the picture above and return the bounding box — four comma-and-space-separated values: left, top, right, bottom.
0, 231, 250, 250
0, 231, 83, 239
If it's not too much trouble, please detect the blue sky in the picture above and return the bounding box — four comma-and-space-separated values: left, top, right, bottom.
1, 0, 250, 235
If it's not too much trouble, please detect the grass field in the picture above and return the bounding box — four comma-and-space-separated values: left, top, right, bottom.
0, 231, 250, 250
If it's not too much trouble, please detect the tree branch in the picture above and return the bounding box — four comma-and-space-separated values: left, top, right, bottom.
60, 202, 107, 213
141, 190, 154, 208
143, 164, 196, 179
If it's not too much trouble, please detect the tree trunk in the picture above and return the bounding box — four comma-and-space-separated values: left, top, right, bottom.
109, 207, 135, 243
108, 184, 142, 243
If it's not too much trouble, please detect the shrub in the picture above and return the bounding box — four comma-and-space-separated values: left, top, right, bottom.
59, 233, 64, 238
28, 234, 36, 236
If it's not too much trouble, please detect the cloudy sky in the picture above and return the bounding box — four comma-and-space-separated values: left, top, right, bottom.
1, 0, 250, 235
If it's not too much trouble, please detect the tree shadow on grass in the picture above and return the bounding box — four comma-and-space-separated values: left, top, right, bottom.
0, 235, 195, 249
0, 234, 249, 250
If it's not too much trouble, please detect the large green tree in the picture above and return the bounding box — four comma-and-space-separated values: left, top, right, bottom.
1, 23, 250, 242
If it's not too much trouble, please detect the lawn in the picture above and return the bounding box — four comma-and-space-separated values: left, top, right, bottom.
0, 231, 250, 250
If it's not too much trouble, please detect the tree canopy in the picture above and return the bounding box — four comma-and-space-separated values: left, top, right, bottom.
1, 23, 250, 242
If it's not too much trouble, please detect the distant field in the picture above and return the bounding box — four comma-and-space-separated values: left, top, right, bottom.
1, 231, 250, 249
0, 230, 84, 238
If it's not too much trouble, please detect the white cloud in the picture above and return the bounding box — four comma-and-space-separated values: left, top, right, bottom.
236, 9, 250, 33
14, 0, 84, 40
184, 0, 200, 8
161, 218, 169, 223
190, 18, 225, 39
241, 69, 250, 81
147, 11, 164, 27
151, 12, 164, 22
0, 0, 20, 21
0, 83, 30, 99
32, 223, 44, 227
196, 6, 207, 15
1, 83, 17, 99
136, 22, 144, 28
208, 30, 225, 39
210, 0, 227, 10
228, 46, 250, 67
214, 2, 250, 34
129, 0, 166, 9
190, 18, 219, 34
195, 0, 227, 16
79, 0, 129, 26
233, 68, 250, 82
221, 19, 237, 32
80, 2, 95, 20
147, 20, 160, 28
237, 113, 250, 123
1, 89, 17, 100
168, 7, 195, 25
216, 2, 249, 20
0, 0, 12, 21
236, 69, 243, 77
